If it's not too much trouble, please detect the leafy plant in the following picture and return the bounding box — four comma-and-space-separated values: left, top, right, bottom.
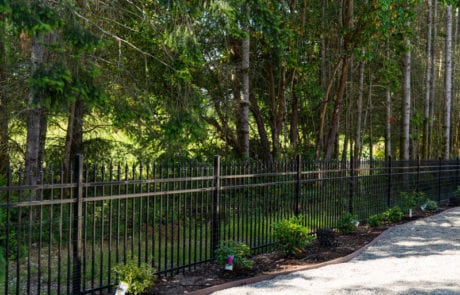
112, 259, 156, 295
337, 212, 359, 234
316, 228, 336, 246
384, 206, 403, 223
455, 186, 460, 197
423, 199, 438, 211
273, 215, 313, 255
399, 191, 427, 213
214, 240, 254, 270
368, 213, 385, 227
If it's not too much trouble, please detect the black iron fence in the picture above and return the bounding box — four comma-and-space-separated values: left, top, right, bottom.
1, 155, 459, 294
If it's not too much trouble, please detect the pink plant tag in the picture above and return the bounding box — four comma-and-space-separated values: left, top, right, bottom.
225, 255, 234, 271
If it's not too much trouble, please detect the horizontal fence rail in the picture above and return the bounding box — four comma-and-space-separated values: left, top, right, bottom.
0, 155, 459, 294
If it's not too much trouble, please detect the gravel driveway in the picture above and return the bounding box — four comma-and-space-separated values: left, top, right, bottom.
212, 208, 460, 295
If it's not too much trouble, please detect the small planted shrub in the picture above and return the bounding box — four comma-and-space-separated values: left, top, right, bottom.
368, 213, 385, 227
215, 240, 254, 270
399, 191, 428, 213
384, 206, 403, 223
113, 259, 156, 295
337, 212, 359, 234
423, 199, 438, 211
316, 228, 337, 247
273, 215, 313, 255
456, 186, 460, 197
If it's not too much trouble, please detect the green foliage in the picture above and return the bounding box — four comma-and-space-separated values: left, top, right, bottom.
368, 213, 385, 227
214, 240, 254, 270
399, 191, 427, 213
384, 206, 403, 223
5, 0, 63, 34
273, 215, 313, 255
455, 186, 460, 197
337, 212, 359, 234
112, 259, 156, 295
423, 200, 438, 211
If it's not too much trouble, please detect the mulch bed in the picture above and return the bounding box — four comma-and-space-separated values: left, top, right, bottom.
147, 208, 446, 295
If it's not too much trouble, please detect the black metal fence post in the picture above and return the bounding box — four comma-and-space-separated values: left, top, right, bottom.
295, 154, 301, 216
348, 155, 355, 214
455, 156, 460, 189
387, 156, 392, 208
438, 157, 442, 202
211, 155, 221, 258
4, 167, 11, 295
72, 154, 83, 295
416, 156, 421, 192
457, 157, 460, 187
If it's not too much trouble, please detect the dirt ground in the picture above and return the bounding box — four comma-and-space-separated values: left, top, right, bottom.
147, 209, 444, 295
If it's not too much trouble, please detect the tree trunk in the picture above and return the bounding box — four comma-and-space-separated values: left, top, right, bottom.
452, 8, 459, 157
429, 0, 437, 158
385, 39, 392, 160
249, 89, 272, 164
0, 23, 8, 173
422, 0, 432, 159
385, 87, 392, 159
354, 49, 365, 162
325, 55, 350, 160
238, 1, 250, 159
368, 73, 373, 163
324, 0, 352, 160
289, 89, 299, 148
25, 15, 53, 183
402, 37, 411, 161
64, 102, 76, 171
444, 4, 453, 160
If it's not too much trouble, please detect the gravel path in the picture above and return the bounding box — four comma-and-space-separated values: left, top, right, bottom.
212, 208, 460, 295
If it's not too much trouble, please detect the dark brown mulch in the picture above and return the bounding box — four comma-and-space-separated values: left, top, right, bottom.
147, 209, 445, 295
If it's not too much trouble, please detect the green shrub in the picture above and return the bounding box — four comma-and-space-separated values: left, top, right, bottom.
455, 186, 460, 197
423, 199, 438, 211
384, 206, 403, 223
337, 212, 359, 234
113, 259, 156, 295
215, 240, 254, 270
399, 191, 428, 213
273, 215, 313, 255
368, 213, 385, 227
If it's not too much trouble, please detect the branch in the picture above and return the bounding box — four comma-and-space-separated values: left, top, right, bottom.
70, 9, 174, 70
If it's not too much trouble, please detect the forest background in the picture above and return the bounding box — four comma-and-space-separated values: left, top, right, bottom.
1, 0, 460, 174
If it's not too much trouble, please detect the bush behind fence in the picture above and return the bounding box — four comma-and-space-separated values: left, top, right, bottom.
0, 155, 459, 294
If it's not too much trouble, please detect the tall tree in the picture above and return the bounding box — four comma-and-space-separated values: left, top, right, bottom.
25, 3, 55, 182
429, 0, 438, 158
423, 0, 433, 159
238, 1, 250, 159
0, 17, 8, 173
444, 4, 453, 160
402, 36, 411, 161
354, 49, 365, 162
325, 0, 353, 160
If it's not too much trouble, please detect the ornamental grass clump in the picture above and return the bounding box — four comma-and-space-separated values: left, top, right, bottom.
273, 215, 313, 256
